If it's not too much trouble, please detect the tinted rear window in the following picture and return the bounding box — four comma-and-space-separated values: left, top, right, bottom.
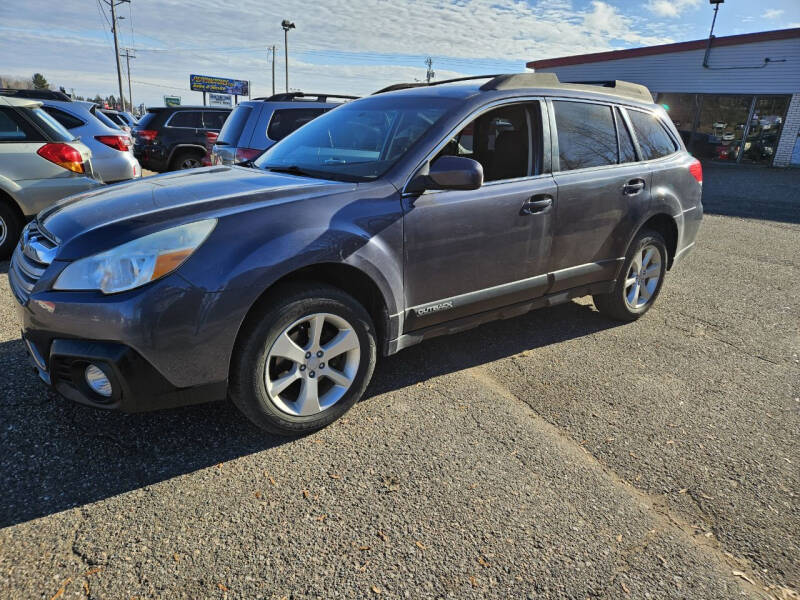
91, 107, 121, 129
137, 112, 158, 129
267, 108, 327, 141
627, 109, 677, 160
168, 111, 202, 128
217, 105, 253, 144
553, 101, 618, 170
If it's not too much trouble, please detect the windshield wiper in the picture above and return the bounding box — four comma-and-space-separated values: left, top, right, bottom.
263, 165, 318, 178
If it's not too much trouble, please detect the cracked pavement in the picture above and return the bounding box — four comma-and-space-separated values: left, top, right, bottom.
1, 167, 798, 599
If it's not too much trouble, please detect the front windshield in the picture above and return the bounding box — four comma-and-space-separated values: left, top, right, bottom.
254, 96, 458, 182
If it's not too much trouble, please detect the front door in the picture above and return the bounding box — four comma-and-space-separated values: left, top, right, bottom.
403, 101, 556, 330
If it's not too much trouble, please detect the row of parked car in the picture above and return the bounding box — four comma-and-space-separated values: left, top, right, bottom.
0, 88, 359, 259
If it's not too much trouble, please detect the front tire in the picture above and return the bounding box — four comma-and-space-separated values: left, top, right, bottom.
0, 202, 22, 260
229, 283, 377, 435
593, 229, 667, 321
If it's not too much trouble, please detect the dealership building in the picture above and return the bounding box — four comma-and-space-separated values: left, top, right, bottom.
528, 28, 800, 167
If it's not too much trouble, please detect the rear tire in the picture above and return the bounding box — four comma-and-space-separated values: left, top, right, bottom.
0, 201, 23, 260
170, 150, 204, 171
593, 229, 667, 321
229, 283, 377, 435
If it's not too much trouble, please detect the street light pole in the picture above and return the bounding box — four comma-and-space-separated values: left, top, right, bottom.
281, 19, 295, 93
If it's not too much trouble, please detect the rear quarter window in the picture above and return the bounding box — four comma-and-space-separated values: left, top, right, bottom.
627, 109, 678, 160
43, 106, 85, 130
553, 100, 618, 170
267, 108, 327, 141
167, 111, 203, 128
0, 108, 40, 141
203, 111, 229, 130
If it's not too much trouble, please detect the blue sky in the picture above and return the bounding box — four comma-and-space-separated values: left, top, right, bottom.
1, 0, 798, 106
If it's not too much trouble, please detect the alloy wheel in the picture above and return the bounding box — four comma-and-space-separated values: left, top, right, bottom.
0, 215, 6, 248
264, 313, 361, 416
180, 157, 201, 169
624, 244, 662, 309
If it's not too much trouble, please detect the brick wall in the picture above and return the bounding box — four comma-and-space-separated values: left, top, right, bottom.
774, 93, 800, 167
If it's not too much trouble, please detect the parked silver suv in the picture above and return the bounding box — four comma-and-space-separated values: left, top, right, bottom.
0, 95, 98, 258
211, 92, 357, 165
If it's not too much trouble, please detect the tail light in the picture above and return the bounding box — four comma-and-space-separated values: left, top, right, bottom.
688, 159, 703, 184
235, 147, 262, 163
205, 131, 219, 145
136, 129, 157, 142
95, 135, 132, 151
37, 143, 85, 174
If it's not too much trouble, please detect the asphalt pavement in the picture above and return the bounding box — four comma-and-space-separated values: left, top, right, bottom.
0, 165, 798, 599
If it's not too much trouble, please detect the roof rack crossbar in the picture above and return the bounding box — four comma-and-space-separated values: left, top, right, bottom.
254, 92, 359, 102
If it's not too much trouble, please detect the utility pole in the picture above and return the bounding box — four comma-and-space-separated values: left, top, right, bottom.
121, 48, 136, 112
281, 20, 295, 93
425, 57, 435, 83
104, 0, 130, 111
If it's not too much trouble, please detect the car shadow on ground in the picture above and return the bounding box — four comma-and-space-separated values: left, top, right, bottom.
0, 299, 620, 527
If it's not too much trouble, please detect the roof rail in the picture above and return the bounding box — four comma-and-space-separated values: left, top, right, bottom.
373, 74, 501, 95
372, 73, 653, 103
480, 73, 652, 102
0, 88, 73, 101
252, 92, 358, 103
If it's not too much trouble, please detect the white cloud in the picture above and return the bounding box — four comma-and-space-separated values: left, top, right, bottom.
647, 0, 701, 18
763, 9, 784, 19
0, 0, 675, 105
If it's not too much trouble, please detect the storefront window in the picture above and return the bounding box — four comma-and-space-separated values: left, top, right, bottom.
740, 96, 790, 165
656, 93, 792, 165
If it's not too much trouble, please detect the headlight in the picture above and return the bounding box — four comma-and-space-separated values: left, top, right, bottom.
54, 219, 216, 294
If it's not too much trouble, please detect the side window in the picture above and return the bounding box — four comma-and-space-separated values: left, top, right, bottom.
267, 108, 326, 141
42, 106, 84, 130
626, 109, 678, 160
168, 111, 202, 128
553, 100, 617, 170
203, 111, 229, 130
436, 103, 535, 182
615, 107, 638, 163
0, 108, 36, 141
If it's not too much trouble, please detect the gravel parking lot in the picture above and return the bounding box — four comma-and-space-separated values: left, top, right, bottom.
1, 165, 798, 599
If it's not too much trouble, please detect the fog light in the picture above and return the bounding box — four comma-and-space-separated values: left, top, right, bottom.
85, 364, 112, 397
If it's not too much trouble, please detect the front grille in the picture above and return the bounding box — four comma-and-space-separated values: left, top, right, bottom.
8, 221, 57, 304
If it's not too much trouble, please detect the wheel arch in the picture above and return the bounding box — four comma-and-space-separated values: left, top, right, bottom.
167, 144, 207, 166
231, 261, 395, 365
639, 213, 679, 269
0, 187, 26, 225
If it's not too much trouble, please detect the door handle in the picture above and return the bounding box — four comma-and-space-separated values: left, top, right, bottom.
520, 195, 553, 215
623, 179, 646, 195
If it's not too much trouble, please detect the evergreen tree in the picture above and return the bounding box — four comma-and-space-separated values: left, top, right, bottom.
31, 73, 49, 89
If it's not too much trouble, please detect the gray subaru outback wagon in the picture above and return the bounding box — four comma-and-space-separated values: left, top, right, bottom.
11, 73, 702, 435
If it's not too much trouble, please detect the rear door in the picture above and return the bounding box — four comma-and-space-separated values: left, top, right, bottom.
403, 100, 557, 330
548, 99, 651, 292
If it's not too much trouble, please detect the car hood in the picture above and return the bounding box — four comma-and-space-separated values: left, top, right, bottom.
40, 166, 355, 260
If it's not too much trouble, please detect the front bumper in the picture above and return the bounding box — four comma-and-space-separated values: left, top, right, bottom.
24, 337, 226, 412
14, 272, 247, 412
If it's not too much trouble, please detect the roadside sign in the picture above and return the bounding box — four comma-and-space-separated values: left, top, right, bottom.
164, 95, 181, 107
208, 93, 232, 107
190, 74, 249, 96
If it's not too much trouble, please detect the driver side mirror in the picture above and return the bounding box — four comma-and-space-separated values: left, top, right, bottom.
407, 156, 483, 193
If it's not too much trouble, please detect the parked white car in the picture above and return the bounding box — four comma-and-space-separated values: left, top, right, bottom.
0, 95, 100, 257
40, 100, 141, 183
